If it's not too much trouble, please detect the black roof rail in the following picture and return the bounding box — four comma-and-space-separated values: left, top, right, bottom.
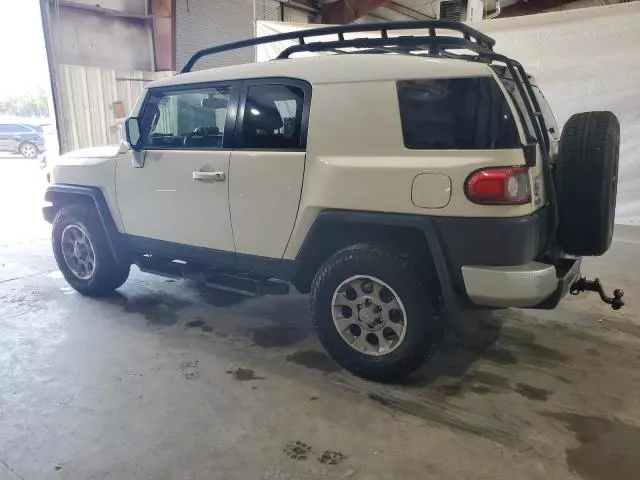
180, 20, 496, 73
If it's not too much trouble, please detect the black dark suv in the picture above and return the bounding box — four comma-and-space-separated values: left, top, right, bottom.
0, 123, 46, 158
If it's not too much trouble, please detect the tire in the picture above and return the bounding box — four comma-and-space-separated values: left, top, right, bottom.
19, 142, 38, 159
555, 111, 620, 256
310, 244, 443, 382
52, 205, 130, 296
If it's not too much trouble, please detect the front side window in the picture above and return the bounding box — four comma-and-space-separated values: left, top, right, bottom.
139, 85, 231, 149
240, 84, 305, 150
397, 77, 520, 150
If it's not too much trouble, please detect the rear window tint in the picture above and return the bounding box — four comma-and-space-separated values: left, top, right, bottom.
397, 77, 520, 150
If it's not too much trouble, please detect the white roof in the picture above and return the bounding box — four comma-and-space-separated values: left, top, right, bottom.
150, 54, 492, 89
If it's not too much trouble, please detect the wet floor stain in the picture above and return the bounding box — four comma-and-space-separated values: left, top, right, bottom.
515, 383, 552, 401
318, 450, 346, 465
549, 412, 640, 480
186, 319, 205, 328
186, 318, 214, 333
521, 342, 570, 365
108, 293, 191, 325
197, 287, 247, 307
483, 347, 518, 365
225, 367, 264, 381
286, 350, 342, 373
500, 327, 570, 365
438, 384, 464, 396
251, 325, 306, 348
467, 385, 492, 395
403, 339, 499, 387
436, 370, 511, 398
283, 440, 312, 460
586, 348, 600, 357
471, 370, 510, 389
554, 374, 573, 384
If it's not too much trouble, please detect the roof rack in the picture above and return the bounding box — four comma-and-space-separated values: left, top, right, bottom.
180, 20, 495, 73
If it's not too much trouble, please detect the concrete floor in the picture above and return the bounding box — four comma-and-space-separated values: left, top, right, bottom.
1, 156, 640, 480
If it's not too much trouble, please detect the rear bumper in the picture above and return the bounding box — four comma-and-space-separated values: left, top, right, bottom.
461, 258, 581, 308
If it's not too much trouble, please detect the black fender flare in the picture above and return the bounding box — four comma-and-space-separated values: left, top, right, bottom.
293, 210, 462, 317
44, 184, 128, 265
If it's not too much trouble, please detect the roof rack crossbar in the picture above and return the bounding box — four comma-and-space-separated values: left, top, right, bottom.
276, 36, 493, 60
180, 20, 495, 73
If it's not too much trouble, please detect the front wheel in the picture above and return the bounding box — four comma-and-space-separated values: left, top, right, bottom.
19, 142, 38, 159
310, 244, 443, 382
52, 205, 130, 296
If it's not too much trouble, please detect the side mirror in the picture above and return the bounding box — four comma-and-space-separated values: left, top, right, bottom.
124, 117, 142, 151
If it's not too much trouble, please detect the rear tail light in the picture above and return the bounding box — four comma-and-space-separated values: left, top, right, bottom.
465, 167, 531, 205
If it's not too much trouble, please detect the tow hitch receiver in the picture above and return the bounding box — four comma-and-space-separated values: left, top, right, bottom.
570, 277, 625, 310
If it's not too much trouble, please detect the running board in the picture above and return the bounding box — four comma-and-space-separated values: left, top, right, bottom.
203, 272, 289, 296
135, 255, 290, 296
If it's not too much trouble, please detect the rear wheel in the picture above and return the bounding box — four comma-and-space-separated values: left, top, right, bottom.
555, 111, 620, 256
310, 244, 443, 382
19, 142, 38, 159
52, 205, 130, 296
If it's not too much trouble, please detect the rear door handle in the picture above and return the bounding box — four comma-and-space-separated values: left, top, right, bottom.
192, 171, 226, 182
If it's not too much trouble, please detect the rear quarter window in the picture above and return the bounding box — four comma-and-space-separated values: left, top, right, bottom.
397, 77, 520, 150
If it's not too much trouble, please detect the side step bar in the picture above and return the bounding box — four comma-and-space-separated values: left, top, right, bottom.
136, 255, 290, 296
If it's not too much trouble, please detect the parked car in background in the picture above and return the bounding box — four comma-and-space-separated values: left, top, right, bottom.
0, 123, 46, 158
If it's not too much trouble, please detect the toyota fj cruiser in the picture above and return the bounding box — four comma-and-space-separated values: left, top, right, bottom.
43, 21, 623, 381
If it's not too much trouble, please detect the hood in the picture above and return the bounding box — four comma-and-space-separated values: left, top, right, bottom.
64, 144, 121, 159
53, 144, 122, 166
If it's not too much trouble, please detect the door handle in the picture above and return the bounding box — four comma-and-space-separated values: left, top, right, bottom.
192, 171, 226, 182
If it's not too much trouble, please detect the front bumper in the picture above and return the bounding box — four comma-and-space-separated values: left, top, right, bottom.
43, 204, 56, 223
461, 258, 581, 308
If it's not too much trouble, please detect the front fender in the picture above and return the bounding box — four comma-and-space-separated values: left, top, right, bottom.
44, 184, 128, 265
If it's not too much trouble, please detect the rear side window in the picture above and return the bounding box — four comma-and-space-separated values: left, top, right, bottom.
240, 84, 305, 150
397, 77, 520, 150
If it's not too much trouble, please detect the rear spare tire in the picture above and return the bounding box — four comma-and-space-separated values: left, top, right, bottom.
555, 111, 620, 256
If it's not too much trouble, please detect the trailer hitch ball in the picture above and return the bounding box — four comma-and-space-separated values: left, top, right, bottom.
570, 277, 625, 310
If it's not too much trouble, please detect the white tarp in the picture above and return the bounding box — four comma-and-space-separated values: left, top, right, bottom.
256, 2, 640, 225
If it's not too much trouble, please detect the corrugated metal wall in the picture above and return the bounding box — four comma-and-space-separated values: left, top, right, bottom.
56, 65, 171, 151
175, 0, 282, 71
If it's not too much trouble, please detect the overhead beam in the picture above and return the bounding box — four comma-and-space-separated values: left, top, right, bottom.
149, 0, 175, 71
385, 1, 436, 20
321, 0, 392, 24
498, 0, 573, 17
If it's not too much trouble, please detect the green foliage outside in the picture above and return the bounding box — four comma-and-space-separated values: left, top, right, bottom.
0, 86, 49, 117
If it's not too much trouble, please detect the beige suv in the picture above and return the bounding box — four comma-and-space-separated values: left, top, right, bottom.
43, 21, 623, 381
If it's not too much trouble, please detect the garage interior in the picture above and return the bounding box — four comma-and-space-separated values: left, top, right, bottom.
2, 1, 640, 479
